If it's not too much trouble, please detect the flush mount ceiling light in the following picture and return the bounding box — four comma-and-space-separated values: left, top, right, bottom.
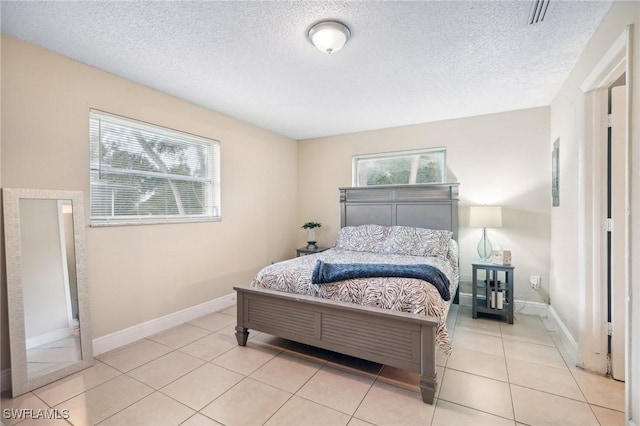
308, 20, 351, 54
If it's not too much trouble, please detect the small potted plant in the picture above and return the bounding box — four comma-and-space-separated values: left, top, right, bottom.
301, 221, 322, 249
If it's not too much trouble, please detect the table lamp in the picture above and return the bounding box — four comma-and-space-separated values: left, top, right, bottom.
469, 206, 502, 262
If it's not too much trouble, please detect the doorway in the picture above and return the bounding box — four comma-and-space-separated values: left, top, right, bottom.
578, 25, 632, 418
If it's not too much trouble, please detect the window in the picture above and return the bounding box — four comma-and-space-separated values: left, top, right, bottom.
89, 110, 220, 226
352, 148, 446, 187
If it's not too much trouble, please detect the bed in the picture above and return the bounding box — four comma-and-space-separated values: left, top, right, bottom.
234, 183, 459, 404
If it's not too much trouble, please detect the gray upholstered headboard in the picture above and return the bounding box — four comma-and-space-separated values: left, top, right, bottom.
339, 183, 460, 240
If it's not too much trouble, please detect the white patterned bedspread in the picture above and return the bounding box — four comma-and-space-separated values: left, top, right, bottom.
250, 242, 459, 355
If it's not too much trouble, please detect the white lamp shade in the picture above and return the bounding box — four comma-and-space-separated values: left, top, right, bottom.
469, 206, 502, 228
308, 21, 350, 54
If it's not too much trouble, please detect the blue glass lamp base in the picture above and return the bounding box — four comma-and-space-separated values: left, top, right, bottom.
477, 228, 493, 262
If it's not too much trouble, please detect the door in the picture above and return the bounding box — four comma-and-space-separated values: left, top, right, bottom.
609, 84, 626, 381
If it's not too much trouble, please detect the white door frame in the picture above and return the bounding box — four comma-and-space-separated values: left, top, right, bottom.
578, 25, 633, 419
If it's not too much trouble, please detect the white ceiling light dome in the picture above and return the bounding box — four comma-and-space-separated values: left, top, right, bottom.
308, 20, 351, 54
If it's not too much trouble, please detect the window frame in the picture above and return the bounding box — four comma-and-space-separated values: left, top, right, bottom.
89, 109, 221, 227
352, 147, 447, 187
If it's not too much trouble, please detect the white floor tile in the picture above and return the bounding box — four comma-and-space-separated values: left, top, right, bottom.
0, 392, 51, 426
590, 405, 625, 426
264, 395, 350, 426
503, 338, 566, 369
160, 363, 244, 410
100, 392, 194, 426
432, 399, 515, 426
58, 374, 153, 425
250, 352, 323, 393
211, 343, 282, 376
571, 368, 625, 411
455, 308, 502, 337
348, 418, 376, 426
187, 313, 236, 333
127, 351, 205, 389
354, 381, 436, 425
200, 378, 290, 425
296, 365, 374, 415
147, 324, 212, 349
446, 346, 508, 381
506, 358, 585, 401
178, 332, 237, 361
98, 339, 172, 372
180, 413, 224, 425
438, 369, 514, 420
451, 330, 505, 356
511, 384, 599, 426
32, 361, 121, 406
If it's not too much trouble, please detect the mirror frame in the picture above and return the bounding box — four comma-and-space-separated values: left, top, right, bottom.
3, 188, 93, 396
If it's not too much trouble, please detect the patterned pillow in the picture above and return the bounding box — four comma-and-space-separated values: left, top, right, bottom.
383, 226, 453, 258
334, 224, 389, 252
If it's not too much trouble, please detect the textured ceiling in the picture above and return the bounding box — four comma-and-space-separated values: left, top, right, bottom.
1, 1, 613, 140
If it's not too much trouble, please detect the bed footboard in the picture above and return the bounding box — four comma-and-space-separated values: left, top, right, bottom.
234, 285, 440, 404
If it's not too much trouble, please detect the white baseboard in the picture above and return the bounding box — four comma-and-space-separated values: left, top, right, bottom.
93, 292, 236, 356
547, 305, 580, 367
457, 292, 550, 317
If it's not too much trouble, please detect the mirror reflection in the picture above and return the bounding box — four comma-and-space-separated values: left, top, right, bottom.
19, 199, 82, 379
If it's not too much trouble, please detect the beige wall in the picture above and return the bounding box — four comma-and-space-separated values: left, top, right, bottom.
0, 36, 298, 371
298, 107, 551, 302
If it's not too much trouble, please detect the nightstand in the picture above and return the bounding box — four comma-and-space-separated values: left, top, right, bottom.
296, 246, 330, 257
472, 262, 514, 324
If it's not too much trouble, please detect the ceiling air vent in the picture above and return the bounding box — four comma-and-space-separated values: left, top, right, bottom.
528, 0, 550, 25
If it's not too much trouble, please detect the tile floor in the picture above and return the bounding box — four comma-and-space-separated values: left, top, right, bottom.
1, 304, 625, 426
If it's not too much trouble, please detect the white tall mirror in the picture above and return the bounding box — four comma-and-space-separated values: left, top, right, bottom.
3, 188, 93, 396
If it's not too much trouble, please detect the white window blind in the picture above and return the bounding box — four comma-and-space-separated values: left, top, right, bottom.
89, 110, 220, 226
353, 148, 446, 187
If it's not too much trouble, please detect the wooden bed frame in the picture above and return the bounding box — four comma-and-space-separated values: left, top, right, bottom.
234, 183, 459, 404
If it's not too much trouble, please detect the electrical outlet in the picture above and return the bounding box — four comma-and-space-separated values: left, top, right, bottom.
530, 275, 541, 290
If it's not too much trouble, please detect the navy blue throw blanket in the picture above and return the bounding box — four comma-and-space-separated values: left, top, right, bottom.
311, 260, 451, 301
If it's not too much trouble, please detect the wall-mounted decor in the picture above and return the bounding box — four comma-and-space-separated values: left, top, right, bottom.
552, 138, 560, 207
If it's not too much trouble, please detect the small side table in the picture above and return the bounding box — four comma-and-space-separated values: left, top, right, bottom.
296, 247, 330, 257
472, 262, 515, 324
